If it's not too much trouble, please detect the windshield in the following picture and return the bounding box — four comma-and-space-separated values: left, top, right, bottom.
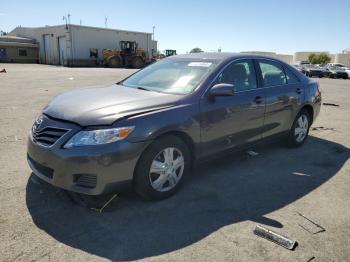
122, 60, 217, 94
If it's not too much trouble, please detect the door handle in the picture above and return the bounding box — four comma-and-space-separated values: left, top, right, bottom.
296, 88, 302, 94
254, 96, 263, 104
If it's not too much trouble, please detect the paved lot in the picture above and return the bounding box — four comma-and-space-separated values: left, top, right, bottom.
0, 64, 349, 262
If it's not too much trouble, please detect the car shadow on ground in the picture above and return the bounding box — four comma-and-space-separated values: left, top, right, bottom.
26, 136, 349, 261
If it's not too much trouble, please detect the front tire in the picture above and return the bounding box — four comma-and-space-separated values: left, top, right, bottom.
287, 109, 311, 147
108, 56, 121, 68
133, 135, 191, 201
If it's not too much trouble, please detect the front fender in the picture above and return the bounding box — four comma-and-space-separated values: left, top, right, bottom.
117, 103, 201, 151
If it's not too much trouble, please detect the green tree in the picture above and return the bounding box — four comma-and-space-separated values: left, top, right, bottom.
308, 52, 331, 65
190, 47, 203, 53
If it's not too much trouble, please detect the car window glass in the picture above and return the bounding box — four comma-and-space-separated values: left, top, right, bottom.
284, 67, 300, 84
259, 61, 287, 87
216, 60, 257, 92
122, 60, 216, 94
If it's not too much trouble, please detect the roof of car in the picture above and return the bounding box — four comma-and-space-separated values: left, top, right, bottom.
167, 52, 281, 62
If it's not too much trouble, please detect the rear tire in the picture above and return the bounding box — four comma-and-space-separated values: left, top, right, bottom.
132, 56, 145, 69
133, 135, 191, 201
287, 109, 311, 147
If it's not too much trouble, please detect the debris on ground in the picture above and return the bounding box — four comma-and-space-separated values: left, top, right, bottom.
312, 126, 335, 131
297, 212, 326, 234
66, 191, 119, 212
323, 102, 339, 107
307, 256, 316, 262
253, 225, 297, 250
0, 68, 6, 73
90, 194, 118, 213
246, 150, 259, 157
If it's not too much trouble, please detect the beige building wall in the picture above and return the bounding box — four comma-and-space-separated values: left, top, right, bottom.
241, 51, 276, 57
335, 53, 350, 65
276, 54, 293, 64
240, 51, 293, 64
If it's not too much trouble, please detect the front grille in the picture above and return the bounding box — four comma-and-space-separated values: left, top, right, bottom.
73, 174, 97, 189
32, 127, 69, 147
28, 155, 54, 179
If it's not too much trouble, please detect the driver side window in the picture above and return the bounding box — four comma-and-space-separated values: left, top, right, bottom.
215, 60, 257, 92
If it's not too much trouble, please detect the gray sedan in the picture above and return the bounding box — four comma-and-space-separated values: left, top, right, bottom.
27, 53, 321, 200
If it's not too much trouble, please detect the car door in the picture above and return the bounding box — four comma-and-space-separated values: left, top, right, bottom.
256, 59, 303, 138
199, 59, 266, 157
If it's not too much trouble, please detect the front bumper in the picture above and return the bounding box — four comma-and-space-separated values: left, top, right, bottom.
27, 117, 150, 195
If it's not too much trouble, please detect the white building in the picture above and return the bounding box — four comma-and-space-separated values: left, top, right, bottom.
9, 24, 157, 66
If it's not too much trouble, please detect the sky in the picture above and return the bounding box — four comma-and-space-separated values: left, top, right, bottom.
0, 0, 349, 54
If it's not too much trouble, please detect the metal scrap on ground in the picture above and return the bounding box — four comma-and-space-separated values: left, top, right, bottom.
312, 126, 335, 131
90, 194, 119, 213
297, 212, 326, 234
323, 102, 339, 107
253, 225, 297, 250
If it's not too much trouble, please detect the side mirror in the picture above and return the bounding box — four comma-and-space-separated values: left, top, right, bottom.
209, 83, 235, 97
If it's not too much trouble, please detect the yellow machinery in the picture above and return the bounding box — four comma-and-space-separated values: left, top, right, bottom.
103, 41, 149, 68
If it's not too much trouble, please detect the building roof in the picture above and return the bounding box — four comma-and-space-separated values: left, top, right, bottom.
0, 35, 36, 43
167, 52, 285, 62
11, 24, 152, 36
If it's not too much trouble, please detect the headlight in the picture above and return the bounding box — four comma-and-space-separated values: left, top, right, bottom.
64, 126, 135, 148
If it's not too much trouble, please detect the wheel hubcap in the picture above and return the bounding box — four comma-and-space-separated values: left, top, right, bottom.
149, 147, 185, 192
295, 114, 308, 143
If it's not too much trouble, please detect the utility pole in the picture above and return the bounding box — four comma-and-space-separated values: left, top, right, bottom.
67, 13, 71, 24
63, 16, 68, 29
105, 17, 108, 28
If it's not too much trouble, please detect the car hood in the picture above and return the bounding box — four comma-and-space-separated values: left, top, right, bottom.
43, 84, 182, 126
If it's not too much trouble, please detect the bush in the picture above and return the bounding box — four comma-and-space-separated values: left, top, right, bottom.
190, 48, 203, 53
308, 53, 331, 65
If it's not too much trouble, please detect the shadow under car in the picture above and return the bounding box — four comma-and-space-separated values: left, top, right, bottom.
26, 136, 349, 261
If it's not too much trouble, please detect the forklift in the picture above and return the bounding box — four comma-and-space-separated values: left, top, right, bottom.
103, 41, 147, 68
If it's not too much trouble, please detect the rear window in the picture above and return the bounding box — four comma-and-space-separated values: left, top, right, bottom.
258, 61, 287, 87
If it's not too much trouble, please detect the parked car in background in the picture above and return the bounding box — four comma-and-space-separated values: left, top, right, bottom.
302, 64, 328, 78
293, 64, 304, 73
344, 68, 350, 78
27, 53, 321, 200
296, 61, 311, 66
325, 66, 349, 79
326, 63, 349, 69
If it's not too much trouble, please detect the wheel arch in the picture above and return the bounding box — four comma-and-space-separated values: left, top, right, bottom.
132, 130, 196, 185
300, 104, 314, 124
153, 131, 196, 161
